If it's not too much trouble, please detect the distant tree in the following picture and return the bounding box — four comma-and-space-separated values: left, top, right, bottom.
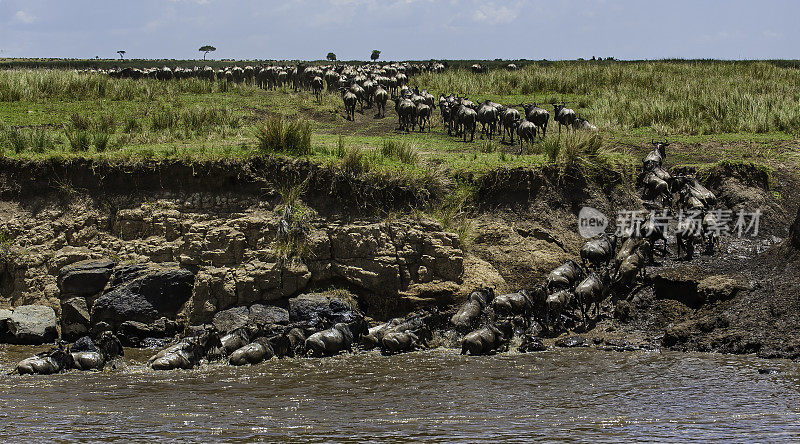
117, 50, 126, 60
199, 45, 217, 60
327, 52, 337, 61
371, 49, 381, 62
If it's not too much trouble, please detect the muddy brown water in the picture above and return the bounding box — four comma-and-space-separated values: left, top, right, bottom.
1, 346, 799, 442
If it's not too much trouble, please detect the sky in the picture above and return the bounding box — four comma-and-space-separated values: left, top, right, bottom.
1, 0, 798, 61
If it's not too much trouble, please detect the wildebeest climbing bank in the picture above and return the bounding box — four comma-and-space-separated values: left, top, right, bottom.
1, 54, 800, 440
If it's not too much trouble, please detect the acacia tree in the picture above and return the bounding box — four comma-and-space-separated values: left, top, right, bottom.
327, 52, 337, 61
370, 49, 381, 62
199, 45, 216, 60
117, 50, 126, 60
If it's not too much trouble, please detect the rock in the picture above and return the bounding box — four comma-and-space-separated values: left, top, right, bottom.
61, 297, 91, 341
91, 264, 194, 328
0, 308, 12, 341
652, 268, 701, 308
518, 335, 546, 352
212, 306, 250, 333
288, 292, 359, 325
6, 305, 58, 344
58, 260, 115, 297
697, 275, 746, 304
758, 368, 782, 375
555, 336, 589, 348
212, 304, 290, 334
248, 304, 289, 325
614, 300, 632, 322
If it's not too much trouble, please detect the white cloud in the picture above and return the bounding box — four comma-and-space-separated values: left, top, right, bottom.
473, 4, 517, 25
14, 10, 36, 24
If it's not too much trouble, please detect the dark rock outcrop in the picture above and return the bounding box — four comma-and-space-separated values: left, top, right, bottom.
212, 304, 290, 334
58, 260, 115, 298
91, 264, 194, 328
61, 297, 91, 341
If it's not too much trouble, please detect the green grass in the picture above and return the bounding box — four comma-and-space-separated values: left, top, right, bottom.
0, 63, 797, 182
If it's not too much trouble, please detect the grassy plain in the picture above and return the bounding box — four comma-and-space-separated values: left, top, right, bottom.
0, 61, 798, 179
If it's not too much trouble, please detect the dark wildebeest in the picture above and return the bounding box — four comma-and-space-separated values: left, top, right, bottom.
515, 119, 537, 152
305, 319, 367, 357
580, 233, 617, 269
613, 239, 651, 290
553, 104, 576, 135
500, 107, 521, 144
457, 105, 477, 142
521, 103, 550, 139
451, 287, 494, 332
460, 321, 512, 355
490, 290, 533, 319
575, 270, 611, 322
546, 260, 585, 293
416, 103, 432, 132
342, 88, 357, 121
229, 337, 275, 366
16, 342, 74, 375
374, 85, 389, 118
572, 117, 598, 132
476, 101, 499, 139
393, 96, 416, 133
643, 140, 668, 171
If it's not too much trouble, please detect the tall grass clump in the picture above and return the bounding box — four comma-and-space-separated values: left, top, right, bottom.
380, 138, 419, 165
149, 104, 180, 131
254, 116, 312, 156
65, 130, 91, 152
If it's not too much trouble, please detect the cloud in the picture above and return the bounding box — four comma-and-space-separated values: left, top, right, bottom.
14, 10, 36, 24
472, 3, 517, 25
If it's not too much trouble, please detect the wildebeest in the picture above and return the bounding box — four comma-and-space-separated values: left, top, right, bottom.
451, 287, 494, 331
460, 321, 512, 355
229, 337, 275, 366
674, 175, 717, 209
393, 96, 416, 132
149, 328, 220, 370
500, 107, 521, 144
362, 318, 403, 350
457, 105, 477, 142
70, 332, 124, 371
643, 140, 668, 171
312, 76, 324, 101
342, 89, 357, 121
305, 320, 366, 357
516, 119, 537, 151
490, 290, 533, 318
613, 239, 651, 289
546, 260, 585, 293
553, 104, 577, 135
580, 233, 617, 269
575, 271, 611, 322
416, 103, 432, 132
476, 101, 499, 139
16, 342, 74, 375
545, 289, 573, 328
521, 103, 549, 139
572, 117, 598, 132
374, 85, 389, 117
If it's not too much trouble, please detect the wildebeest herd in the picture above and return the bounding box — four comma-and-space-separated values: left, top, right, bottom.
11, 140, 723, 374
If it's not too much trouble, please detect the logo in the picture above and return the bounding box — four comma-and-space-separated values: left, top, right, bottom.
578, 206, 608, 238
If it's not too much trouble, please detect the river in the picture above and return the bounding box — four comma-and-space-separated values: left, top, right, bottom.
1, 345, 799, 442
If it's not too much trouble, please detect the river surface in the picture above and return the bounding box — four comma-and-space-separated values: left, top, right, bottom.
1, 345, 799, 442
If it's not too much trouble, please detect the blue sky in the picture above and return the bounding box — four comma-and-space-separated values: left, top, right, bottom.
1, 0, 797, 60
